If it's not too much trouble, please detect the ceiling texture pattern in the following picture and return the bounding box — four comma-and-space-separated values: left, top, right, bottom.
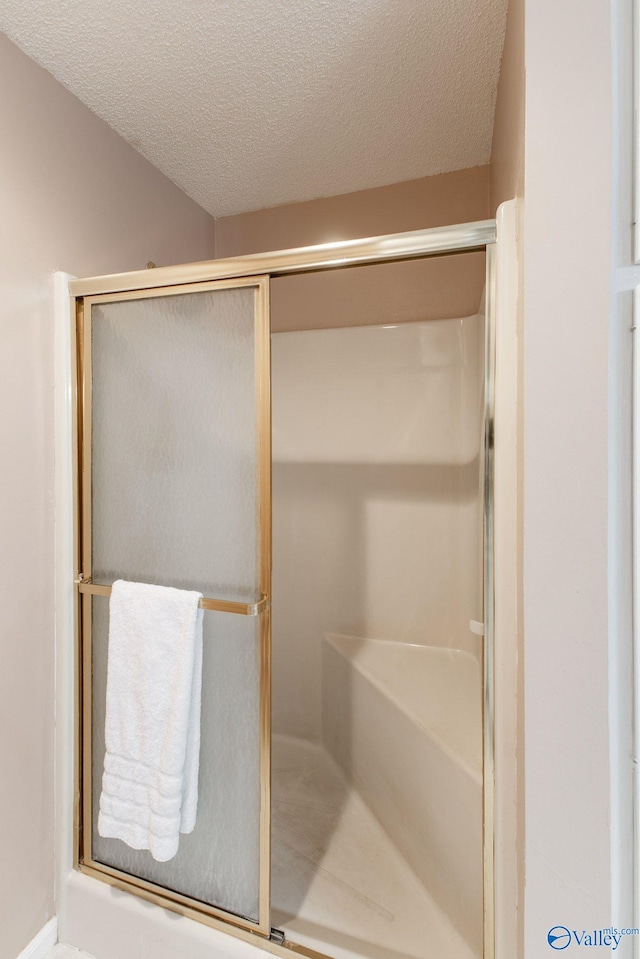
0, 0, 508, 217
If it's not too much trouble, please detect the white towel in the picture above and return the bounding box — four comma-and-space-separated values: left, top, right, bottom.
98, 579, 204, 862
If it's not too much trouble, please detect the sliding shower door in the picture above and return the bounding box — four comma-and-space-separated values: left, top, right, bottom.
75, 277, 271, 935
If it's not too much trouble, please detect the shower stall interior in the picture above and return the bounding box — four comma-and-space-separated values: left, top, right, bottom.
68, 221, 495, 959
270, 306, 485, 959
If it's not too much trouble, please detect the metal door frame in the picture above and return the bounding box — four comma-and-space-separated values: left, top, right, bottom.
74, 274, 272, 936
70, 217, 497, 958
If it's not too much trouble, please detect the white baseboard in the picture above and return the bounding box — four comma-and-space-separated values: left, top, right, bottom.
16, 918, 58, 959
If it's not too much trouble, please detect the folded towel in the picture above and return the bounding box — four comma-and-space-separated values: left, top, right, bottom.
98, 579, 204, 862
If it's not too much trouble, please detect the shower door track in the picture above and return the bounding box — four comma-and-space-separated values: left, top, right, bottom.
70, 217, 498, 959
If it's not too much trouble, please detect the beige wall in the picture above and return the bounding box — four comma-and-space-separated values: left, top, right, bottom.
523, 0, 612, 951
217, 167, 490, 254
216, 167, 490, 332
0, 33, 215, 959
490, 0, 525, 212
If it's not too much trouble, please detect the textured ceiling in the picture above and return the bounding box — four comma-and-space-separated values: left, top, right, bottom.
0, 0, 508, 217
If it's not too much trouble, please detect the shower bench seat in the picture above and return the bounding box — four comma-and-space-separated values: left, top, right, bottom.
322, 633, 483, 958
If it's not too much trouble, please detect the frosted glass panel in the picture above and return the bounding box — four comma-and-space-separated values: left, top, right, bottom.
91, 287, 258, 602
91, 597, 262, 921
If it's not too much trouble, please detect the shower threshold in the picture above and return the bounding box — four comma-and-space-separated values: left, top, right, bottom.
271, 735, 475, 959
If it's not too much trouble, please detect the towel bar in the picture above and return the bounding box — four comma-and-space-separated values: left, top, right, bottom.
76, 579, 269, 616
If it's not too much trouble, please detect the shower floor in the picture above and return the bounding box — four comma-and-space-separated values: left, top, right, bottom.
271, 735, 475, 959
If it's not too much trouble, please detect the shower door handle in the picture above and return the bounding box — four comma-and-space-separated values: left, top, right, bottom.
76, 578, 269, 616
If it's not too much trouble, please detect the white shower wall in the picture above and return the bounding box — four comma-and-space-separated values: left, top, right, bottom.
272, 316, 485, 742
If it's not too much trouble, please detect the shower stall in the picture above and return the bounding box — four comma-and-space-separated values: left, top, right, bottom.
65, 219, 497, 959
